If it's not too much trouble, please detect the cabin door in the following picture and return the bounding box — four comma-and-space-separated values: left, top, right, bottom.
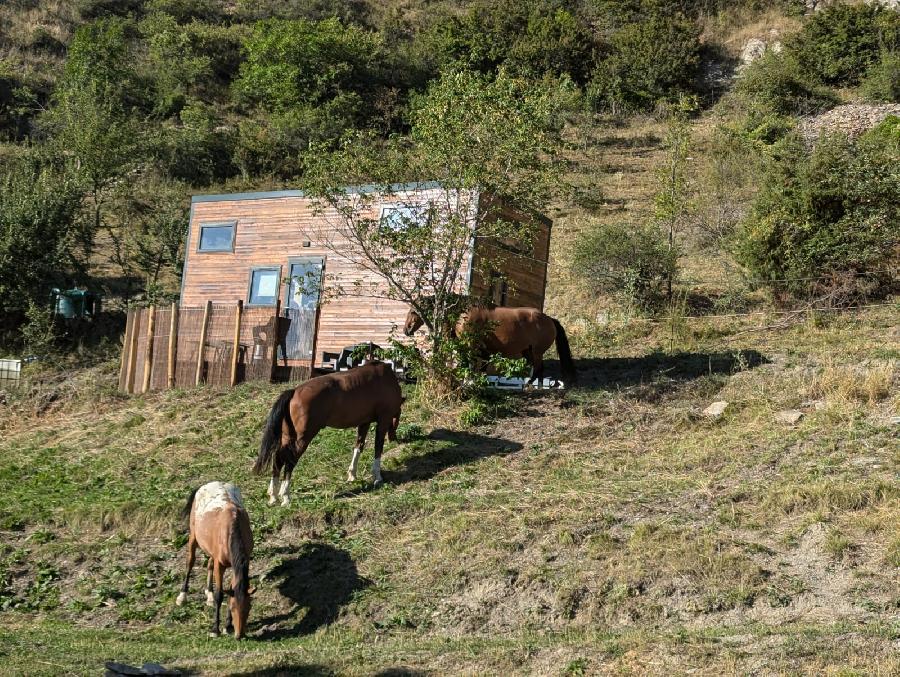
283, 257, 324, 362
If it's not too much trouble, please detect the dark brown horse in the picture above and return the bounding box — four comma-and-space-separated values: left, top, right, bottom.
177, 481, 254, 639
404, 303, 576, 385
254, 362, 405, 505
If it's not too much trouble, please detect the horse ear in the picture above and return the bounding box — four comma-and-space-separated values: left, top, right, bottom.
225, 589, 234, 597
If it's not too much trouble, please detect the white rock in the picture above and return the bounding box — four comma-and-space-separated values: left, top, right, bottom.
703, 401, 729, 418
775, 409, 804, 425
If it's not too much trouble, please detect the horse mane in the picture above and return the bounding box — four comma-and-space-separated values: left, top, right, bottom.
229, 517, 250, 606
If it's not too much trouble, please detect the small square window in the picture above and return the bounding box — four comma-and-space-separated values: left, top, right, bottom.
198, 223, 235, 252
248, 268, 280, 306
380, 205, 428, 230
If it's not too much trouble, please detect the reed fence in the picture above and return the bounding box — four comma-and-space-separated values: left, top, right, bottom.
118, 301, 310, 394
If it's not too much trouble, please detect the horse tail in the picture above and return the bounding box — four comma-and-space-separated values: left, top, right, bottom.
181, 485, 199, 522
551, 318, 577, 385
253, 388, 295, 475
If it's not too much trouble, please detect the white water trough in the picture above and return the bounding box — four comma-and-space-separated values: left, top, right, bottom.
486, 375, 565, 390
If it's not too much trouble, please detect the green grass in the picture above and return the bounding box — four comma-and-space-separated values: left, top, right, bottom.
0, 307, 897, 674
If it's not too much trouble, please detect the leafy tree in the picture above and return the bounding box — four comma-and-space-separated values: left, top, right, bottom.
654, 97, 694, 300
303, 69, 569, 390
0, 160, 81, 336
43, 18, 148, 262
139, 11, 213, 115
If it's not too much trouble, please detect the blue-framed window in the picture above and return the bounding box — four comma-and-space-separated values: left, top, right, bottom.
198, 222, 236, 252
248, 267, 281, 306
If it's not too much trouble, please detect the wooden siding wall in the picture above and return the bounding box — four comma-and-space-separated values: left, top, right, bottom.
182, 189, 474, 365
469, 197, 552, 310
182, 189, 551, 365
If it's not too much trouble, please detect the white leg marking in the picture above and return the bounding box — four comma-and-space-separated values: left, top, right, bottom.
372, 458, 383, 486
267, 477, 277, 504
347, 447, 361, 482
176, 591, 187, 606
279, 478, 291, 506
205, 588, 215, 607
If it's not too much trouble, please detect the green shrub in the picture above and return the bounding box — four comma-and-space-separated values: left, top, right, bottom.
785, 3, 900, 87
735, 52, 837, 118
861, 51, 900, 103
424, 0, 596, 84
587, 14, 701, 112
573, 220, 678, 310
234, 17, 379, 112
0, 160, 81, 339
735, 132, 899, 297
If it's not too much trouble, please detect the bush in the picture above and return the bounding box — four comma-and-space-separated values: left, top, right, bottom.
785, 3, 900, 87
735, 52, 837, 118
861, 51, 900, 103
424, 0, 596, 84
735, 130, 899, 298
573, 220, 678, 310
0, 160, 81, 338
234, 17, 379, 112
587, 14, 701, 112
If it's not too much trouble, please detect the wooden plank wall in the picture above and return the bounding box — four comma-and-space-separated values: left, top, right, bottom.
469, 195, 552, 310
182, 188, 475, 364
118, 303, 289, 393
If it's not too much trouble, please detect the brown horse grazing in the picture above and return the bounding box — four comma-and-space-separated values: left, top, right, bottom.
404, 304, 576, 385
176, 481, 255, 639
254, 361, 405, 505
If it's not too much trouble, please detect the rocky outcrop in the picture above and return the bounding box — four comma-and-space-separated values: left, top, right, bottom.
738, 31, 783, 71
797, 103, 900, 143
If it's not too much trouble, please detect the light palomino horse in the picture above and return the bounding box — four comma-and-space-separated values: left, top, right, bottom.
404, 303, 576, 385
254, 361, 405, 506
176, 481, 255, 639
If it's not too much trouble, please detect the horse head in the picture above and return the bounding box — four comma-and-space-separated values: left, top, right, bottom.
403, 307, 425, 336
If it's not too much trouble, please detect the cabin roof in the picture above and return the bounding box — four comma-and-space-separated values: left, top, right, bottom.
191, 181, 447, 204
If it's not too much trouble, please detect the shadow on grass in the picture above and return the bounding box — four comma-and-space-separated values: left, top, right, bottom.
332, 429, 523, 495
254, 542, 369, 641
230, 668, 427, 677
389, 429, 522, 486
229, 667, 335, 677
543, 349, 768, 392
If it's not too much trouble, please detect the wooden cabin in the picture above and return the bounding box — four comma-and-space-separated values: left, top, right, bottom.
180, 182, 552, 371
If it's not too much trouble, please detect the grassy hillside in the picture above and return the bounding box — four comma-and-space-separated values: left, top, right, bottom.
1, 1, 898, 674
1, 304, 897, 675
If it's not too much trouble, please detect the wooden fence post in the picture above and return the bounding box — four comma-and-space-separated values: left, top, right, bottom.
195, 300, 212, 386
125, 308, 141, 394
167, 301, 178, 389
119, 310, 134, 392
142, 305, 156, 394
269, 299, 281, 383
230, 299, 244, 387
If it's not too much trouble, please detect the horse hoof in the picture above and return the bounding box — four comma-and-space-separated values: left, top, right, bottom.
208, 631, 219, 638
373, 479, 384, 489
280, 497, 291, 507
175, 592, 187, 607
267, 496, 277, 506
347, 472, 357, 482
